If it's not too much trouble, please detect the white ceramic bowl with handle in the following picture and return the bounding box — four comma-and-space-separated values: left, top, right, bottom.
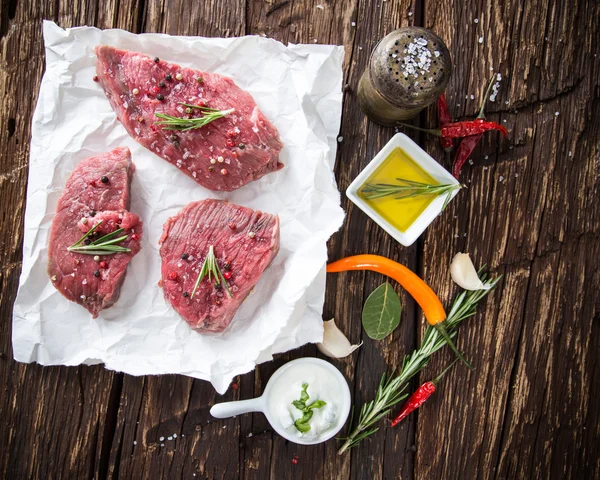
210, 357, 352, 445
346, 132, 460, 246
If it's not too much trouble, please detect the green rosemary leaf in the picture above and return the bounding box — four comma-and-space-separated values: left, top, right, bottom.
67, 221, 131, 256
155, 107, 234, 131
67, 246, 131, 255
93, 228, 126, 245
92, 235, 129, 247
190, 245, 233, 299
361, 177, 462, 205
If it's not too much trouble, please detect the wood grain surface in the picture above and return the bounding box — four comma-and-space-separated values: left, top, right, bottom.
1, 0, 598, 479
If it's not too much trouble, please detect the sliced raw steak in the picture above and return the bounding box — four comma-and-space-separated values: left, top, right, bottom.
159, 199, 280, 333
95, 45, 283, 192
47, 147, 143, 318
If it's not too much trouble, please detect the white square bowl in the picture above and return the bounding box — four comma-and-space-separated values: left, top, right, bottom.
346, 133, 460, 247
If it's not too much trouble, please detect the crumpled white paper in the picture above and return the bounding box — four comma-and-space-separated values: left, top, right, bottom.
12, 21, 345, 394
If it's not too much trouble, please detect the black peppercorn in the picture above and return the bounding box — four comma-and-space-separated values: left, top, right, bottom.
93, 270, 100, 278
154, 57, 159, 63
101, 176, 109, 184
90, 210, 96, 217
159, 81, 165, 88
173, 141, 180, 148
170, 135, 178, 142
156, 93, 164, 101
165, 74, 172, 81
84, 239, 91, 245
181, 253, 189, 260
238, 143, 245, 149
183, 292, 189, 297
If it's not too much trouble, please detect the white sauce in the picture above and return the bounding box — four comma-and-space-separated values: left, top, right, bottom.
267, 363, 339, 439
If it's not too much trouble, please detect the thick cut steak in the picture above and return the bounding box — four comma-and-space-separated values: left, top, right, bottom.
95, 45, 283, 192
47, 147, 143, 318
159, 199, 280, 333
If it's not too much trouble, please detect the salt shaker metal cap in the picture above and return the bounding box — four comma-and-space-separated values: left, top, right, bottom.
358, 27, 452, 126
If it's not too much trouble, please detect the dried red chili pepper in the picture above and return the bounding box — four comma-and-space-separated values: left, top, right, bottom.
451, 75, 499, 178
437, 93, 452, 125
452, 134, 482, 178
391, 360, 458, 427
398, 118, 507, 140
437, 93, 454, 151
441, 119, 507, 138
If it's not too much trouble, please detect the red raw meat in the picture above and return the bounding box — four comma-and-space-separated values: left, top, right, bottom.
47, 147, 143, 318
95, 45, 283, 192
159, 199, 280, 333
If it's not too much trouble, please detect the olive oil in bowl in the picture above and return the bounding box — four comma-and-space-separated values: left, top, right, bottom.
358, 148, 439, 233
346, 133, 460, 246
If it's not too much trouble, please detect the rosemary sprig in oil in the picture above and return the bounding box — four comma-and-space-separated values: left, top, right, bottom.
190, 245, 233, 298
67, 220, 131, 255
155, 103, 234, 131
361, 178, 462, 210
337, 271, 501, 454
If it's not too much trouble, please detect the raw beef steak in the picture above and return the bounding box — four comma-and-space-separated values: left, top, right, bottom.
159, 199, 280, 333
47, 147, 143, 318
95, 45, 283, 192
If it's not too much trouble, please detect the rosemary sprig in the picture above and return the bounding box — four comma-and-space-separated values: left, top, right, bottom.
361, 178, 462, 211
67, 220, 131, 255
337, 271, 501, 454
155, 103, 234, 131
190, 245, 233, 298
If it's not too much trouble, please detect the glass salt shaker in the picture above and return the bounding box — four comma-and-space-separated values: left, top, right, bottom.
358, 27, 452, 126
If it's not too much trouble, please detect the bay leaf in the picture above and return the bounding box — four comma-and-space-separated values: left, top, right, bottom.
362, 282, 402, 340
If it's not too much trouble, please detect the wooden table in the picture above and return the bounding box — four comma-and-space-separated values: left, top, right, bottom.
1, 0, 598, 478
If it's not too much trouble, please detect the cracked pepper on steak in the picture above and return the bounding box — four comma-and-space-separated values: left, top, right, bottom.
95, 45, 284, 192
47, 147, 143, 318
159, 199, 280, 333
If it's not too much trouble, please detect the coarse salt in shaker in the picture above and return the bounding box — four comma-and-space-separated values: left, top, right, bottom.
358, 27, 452, 126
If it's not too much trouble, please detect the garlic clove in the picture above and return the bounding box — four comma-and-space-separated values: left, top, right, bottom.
317, 319, 362, 359
450, 253, 491, 291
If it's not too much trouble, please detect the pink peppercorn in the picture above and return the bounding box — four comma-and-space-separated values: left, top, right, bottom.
167, 271, 178, 281
223, 271, 232, 280
99, 261, 108, 269
220, 168, 228, 175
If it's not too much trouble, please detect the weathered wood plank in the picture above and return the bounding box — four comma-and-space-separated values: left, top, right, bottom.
0, 1, 147, 479
414, 0, 600, 478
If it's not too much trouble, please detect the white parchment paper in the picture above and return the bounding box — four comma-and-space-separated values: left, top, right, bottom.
12, 21, 345, 394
